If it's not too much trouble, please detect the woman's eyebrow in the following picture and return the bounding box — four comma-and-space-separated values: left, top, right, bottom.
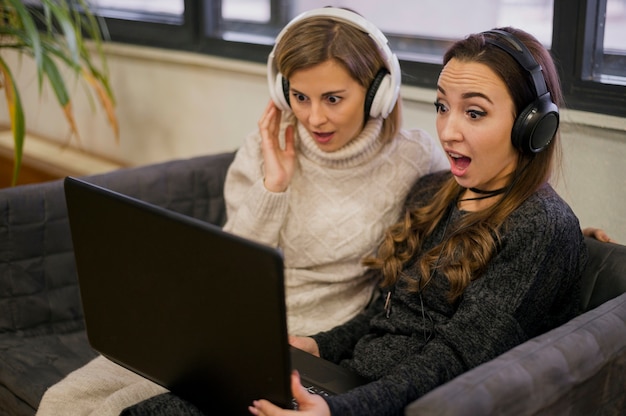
462, 91, 493, 104
436, 86, 492, 104
322, 89, 347, 96
289, 88, 346, 96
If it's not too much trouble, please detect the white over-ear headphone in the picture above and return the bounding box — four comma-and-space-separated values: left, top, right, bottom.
267, 7, 401, 119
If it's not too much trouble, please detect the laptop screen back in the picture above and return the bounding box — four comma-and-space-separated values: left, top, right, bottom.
64, 176, 292, 414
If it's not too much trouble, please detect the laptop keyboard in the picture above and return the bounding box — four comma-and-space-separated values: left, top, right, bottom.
304, 384, 331, 397
291, 383, 331, 409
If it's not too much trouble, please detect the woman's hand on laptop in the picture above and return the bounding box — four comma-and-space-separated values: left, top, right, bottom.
289, 336, 320, 357
249, 370, 331, 416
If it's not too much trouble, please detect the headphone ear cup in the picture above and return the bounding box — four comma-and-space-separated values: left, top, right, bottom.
270, 73, 291, 112
365, 69, 396, 119
512, 95, 559, 153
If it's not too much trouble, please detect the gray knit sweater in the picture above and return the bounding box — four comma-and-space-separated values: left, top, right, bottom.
313, 171, 588, 416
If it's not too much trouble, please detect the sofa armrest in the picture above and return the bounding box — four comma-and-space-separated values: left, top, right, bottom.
405, 292, 626, 415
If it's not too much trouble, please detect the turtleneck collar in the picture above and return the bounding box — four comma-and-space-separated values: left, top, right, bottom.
296, 118, 385, 169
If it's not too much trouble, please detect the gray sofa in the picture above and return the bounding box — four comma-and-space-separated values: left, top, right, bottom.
1, 152, 624, 415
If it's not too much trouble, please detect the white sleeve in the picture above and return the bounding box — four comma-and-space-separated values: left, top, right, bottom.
427, 132, 449, 173
222, 130, 289, 247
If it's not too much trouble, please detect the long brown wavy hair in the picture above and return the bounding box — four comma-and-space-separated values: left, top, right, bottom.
272, 10, 401, 141
364, 27, 564, 302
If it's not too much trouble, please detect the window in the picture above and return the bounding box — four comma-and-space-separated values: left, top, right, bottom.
88, 0, 195, 48
80, 0, 625, 117
92, 0, 184, 23
212, 1, 554, 65
222, 0, 270, 23
552, 0, 626, 115
585, 0, 626, 82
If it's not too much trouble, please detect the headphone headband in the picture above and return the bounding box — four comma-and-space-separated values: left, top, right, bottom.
483, 29, 548, 98
267, 8, 401, 118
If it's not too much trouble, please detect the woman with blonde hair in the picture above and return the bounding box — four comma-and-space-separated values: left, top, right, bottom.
222, 7, 447, 337
36, 8, 448, 416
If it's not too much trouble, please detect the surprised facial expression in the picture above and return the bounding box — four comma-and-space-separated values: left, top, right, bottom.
435, 58, 519, 192
288, 59, 367, 152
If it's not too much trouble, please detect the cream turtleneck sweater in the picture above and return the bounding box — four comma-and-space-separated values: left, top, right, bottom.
223, 117, 447, 336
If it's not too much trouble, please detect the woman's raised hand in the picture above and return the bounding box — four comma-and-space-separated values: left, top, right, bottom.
259, 101, 296, 193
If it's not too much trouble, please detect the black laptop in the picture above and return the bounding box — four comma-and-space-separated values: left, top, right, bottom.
63, 176, 366, 415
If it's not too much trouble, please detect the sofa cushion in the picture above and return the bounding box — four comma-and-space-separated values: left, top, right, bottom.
0, 180, 79, 334
581, 237, 626, 311
0, 152, 234, 335
405, 292, 626, 415
85, 152, 234, 226
0, 323, 97, 412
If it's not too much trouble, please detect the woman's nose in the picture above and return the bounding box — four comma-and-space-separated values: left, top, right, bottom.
438, 113, 463, 143
308, 101, 327, 126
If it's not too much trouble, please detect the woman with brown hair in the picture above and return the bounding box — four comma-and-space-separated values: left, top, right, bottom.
246, 26, 587, 416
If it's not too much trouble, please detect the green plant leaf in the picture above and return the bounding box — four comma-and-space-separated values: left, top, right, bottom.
41, 53, 82, 144
75, 0, 110, 75
7, 0, 45, 92
42, 53, 70, 107
0, 56, 25, 186
0, 0, 118, 185
45, 0, 80, 65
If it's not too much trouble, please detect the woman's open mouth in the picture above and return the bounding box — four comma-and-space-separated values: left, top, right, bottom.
448, 151, 471, 176
313, 131, 334, 144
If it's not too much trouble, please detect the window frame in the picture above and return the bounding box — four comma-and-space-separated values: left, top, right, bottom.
552, 0, 626, 116
86, 0, 626, 118
94, 0, 199, 51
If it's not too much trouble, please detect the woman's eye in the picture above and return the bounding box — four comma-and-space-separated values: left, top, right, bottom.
326, 95, 341, 104
433, 101, 447, 113
293, 93, 307, 103
467, 109, 487, 119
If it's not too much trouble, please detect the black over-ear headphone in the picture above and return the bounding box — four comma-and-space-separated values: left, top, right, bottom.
267, 8, 401, 119
482, 29, 559, 153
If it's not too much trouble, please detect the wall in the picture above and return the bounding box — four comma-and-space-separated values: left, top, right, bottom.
1, 43, 625, 242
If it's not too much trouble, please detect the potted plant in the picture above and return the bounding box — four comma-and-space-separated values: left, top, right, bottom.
0, 0, 117, 185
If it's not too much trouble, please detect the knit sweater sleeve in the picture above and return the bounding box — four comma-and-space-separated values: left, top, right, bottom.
421, 129, 449, 174
222, 130, 289, 247
317, 186, 587, 416
312, 289, 386, 363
